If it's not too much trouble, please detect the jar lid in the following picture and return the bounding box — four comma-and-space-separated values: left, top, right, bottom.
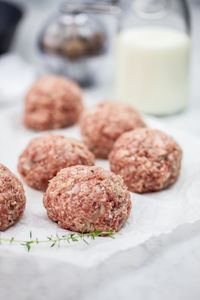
61, 1, 120, 15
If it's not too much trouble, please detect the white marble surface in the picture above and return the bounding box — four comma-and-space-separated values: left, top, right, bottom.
1, 1, 200, 300
1, 221, 200, 300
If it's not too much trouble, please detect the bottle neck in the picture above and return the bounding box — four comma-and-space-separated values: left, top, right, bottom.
133, 0, 171, 20
121, 0, 191, 36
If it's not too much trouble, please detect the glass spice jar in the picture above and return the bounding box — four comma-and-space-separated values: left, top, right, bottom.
38, 2, 119, 86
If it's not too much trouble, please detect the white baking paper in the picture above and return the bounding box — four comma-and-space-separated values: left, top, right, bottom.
0, 106, 200, 268
0, 54, 37, 105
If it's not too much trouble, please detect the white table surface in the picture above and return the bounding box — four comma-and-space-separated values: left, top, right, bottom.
1, 1, 200, 300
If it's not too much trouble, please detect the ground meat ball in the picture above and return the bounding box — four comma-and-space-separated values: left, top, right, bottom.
0, 164, 26, 231
18, 135, 95, 191
24, 75, 83, 130
43, 165, 132, 233
109, 128, 182, 193
80, 101, 146, 159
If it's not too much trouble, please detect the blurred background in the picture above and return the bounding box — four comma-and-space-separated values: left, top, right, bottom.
0, 0, 200, 133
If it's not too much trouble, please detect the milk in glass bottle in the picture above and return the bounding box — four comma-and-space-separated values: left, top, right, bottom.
114, 0, 191, 115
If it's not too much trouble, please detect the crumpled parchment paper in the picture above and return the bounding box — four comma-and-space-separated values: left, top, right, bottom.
0, 106, 200, 268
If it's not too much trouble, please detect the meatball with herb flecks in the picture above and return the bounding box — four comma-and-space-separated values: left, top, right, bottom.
43, 165, 132, 233
0, 164, 26, 231
24, 75, 83, 131
109, 128, 182, 193
18, 135, 94, 191
80, 101, 146, 159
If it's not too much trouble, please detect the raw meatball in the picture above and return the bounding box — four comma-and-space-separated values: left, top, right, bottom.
109, 128, 182, 193
43, 165, 132, 233
0, 164, 26, 231
24, 75, 83, 130
18, 135, 94, 191
80, 101, 146, 158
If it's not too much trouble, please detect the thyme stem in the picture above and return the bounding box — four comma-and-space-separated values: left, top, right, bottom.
0, 230, 115, 252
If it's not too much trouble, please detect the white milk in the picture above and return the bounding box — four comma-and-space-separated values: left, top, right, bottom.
114, 27, 190, 115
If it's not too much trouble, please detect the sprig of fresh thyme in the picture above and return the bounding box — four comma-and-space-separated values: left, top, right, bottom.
0, 230, 115, 252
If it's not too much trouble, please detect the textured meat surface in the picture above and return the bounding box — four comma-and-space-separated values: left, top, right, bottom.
80, 101, 146, 158
18, 135, 95, 191
109, 128, 182, 193
43, 165, 132, 233
24, 75, 83, 130
0, 164, 26, 231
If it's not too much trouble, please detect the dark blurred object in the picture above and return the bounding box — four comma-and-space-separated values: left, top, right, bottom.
38, 2, 119, 86
0, 1, 23, 55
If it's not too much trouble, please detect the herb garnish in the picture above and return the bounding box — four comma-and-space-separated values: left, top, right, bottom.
0, 230, 114, 252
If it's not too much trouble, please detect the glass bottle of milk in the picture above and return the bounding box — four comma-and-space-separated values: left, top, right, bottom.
114, 0, 191, 115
